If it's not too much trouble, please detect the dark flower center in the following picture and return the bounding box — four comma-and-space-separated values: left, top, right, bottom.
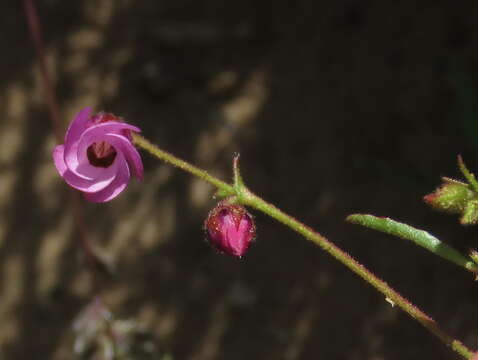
87, 141, 117, 167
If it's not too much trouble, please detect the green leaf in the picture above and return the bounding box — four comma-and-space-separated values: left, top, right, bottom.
346, 214, 478, 274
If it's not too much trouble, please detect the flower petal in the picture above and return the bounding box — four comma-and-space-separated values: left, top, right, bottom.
83, 153, 131, 202
52, 145, 67, 176
52, 107, 142, 202
65, 107, 92, 149
102, 133, 143, 180
65, 121, 137, 182
79, 122, 140, 147
62, 156, 118, 193
64, 140, 96, 180
63, 107, 95, 180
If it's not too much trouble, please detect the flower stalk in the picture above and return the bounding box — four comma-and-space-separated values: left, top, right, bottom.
132, 134, 235, 195
23, 0, 108, 285
132, 133, 475, 359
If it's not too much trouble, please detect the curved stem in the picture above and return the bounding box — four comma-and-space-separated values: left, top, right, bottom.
133, 134, 475, 359
132, 134, 234, 195
238, 189, 473, 359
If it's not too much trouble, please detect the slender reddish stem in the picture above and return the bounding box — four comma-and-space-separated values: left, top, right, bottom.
23, 0, 62, 141
23, 0, 100, 285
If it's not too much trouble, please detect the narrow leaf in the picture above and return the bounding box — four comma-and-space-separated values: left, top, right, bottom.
346, 214, 478, 274
233, 153, 245, 190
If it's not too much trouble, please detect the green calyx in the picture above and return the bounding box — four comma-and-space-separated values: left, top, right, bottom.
424, 180, 474, 214
424, 157, 478, 225
461, 200, 478, 225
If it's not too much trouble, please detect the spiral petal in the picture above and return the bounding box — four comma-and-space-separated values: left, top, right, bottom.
52, 107, 143, 202
78, 122, 140, 147
64, 108, 92, 177
52, 145, 67, 176
62, 158, 118, 193
64, 140, 96, 181
65, 107, 91, 144
83, 153, 131, 202
101, 133, 144, 180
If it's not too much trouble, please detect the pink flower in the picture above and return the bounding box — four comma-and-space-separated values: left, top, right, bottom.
53, 107, 143, 202
205, 202, 256, 258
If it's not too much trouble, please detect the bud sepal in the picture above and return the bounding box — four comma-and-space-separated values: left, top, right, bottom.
423, 178, 474, 214
423, 156, 478, 225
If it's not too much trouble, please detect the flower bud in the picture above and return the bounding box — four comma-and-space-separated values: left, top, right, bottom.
204, 202, 255, 258
423, 181, 474, 214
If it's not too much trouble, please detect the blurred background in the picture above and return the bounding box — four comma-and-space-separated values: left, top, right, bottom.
3, 0, 478, 359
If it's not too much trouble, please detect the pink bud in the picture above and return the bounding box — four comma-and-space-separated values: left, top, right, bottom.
205, 202, 255, 258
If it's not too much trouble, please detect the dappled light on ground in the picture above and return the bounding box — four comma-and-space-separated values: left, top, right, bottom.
2, 0, 478, 359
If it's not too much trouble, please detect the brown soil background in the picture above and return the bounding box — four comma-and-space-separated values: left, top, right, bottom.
3, 1, 478, 359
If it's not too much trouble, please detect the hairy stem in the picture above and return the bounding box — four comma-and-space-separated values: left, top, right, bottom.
133, 133, 475, 359
132, 134, 235, 194
239, 190, 472, 358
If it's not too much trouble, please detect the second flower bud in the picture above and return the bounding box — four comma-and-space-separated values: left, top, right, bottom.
204, 202, 256, 258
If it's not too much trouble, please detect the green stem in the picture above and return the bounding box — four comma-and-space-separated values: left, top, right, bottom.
133, 134, 235, 195
133, 133, 475, 359
239, 189, 472, 359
